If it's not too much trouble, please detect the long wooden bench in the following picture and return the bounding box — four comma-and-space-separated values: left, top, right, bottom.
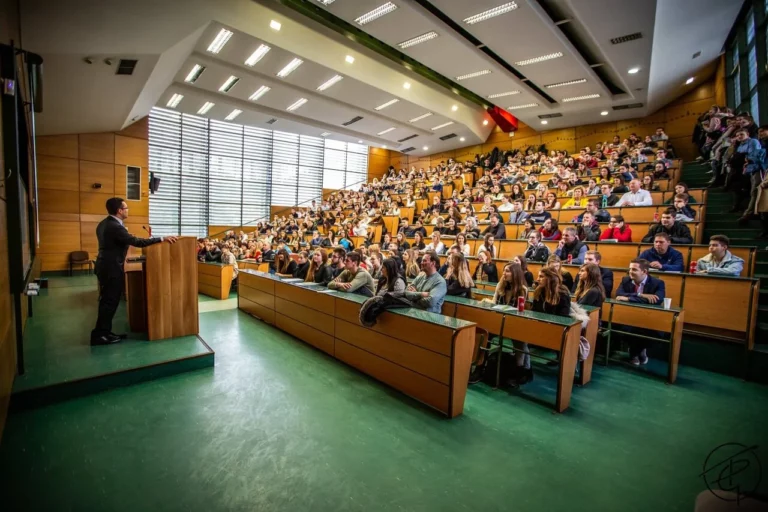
197, 262, 233, 300
237, 270, 477, 418
603, 299, 685, 383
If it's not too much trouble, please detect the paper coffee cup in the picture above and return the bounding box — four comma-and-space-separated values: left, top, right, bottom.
663, 298, 671, 309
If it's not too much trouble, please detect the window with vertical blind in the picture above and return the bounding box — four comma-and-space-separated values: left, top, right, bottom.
726, 2, 768, 125
148, 107, 368, 236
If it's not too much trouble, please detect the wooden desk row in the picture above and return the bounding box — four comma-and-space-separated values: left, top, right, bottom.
198, 261, 234, 300
238, 270, 476, 418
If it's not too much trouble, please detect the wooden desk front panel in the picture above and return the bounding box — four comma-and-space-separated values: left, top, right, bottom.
501, 317, 569, 352
274, 297, 335, 336
455, 305, 504, 335
239, 295, 275, 324
606, 304, 676, 333
276, 312, 334, 355
240, 272, 276, 294
683, 278, 753, 333
275, 282, 335, 316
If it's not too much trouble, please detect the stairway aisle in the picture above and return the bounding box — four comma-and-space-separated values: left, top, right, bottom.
682, 161, 768, 345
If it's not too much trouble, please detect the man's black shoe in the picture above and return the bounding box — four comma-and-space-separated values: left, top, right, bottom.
91, 334, 122, 346
110, 332, 128, 339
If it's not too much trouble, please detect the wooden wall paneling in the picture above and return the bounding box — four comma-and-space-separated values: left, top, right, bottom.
114, 135, 149, 168
37, 188, 79, 214
115, 116, 149, 140
38, 220, 80, 254
36, 134, 78, 159
37, 155, 79, 191
668, 81, 715, 107
540, 129, 577, 153
80, 222, 99, 255
38, 253, 72, 271
79, 192, 114, 215
663, 99, 713, 140
79, 160, 114, 194
714, 55, 726, 106
78, 133, 114, 164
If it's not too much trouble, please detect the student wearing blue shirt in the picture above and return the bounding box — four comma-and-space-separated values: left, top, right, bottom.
638, 233, 684, 272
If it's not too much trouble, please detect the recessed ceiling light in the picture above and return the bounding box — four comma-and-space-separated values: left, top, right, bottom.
403, 82, 411, 89
451, 105, 458, 111
600, 111, 609, 116
541, 120, 548, 125
225, 109, 242, 121
487, 91, 520, 99
184, 64, 205, 83
375, 99, 399, 111
358, 140, 363, 143
398, 31, 439, 49
345, 55, 355, 64
628, 67, 640, 74
198, 102, 215, 115
317, 0, 335, 4
207, 28, 233, 54
455, 69, 491, 81
218, 75, 240, 93
320, 132, 331, 137
507, 103, 539, 109
409, 112, 432, 122
245, 44, 271, 66
377, 127, 396, 135
249, 85, 271, 101
431, 121, 454, 131
459, 137, 465, 142
355, 2, 397, 25
464, 2, 518, 25
166, 93, 183, 108
382, 145, 387, 149
545, 78, 587, 88
317, 74, 344, 91
422, 146, 429, 151
270, 20, 281, 31
686, 77, 695, 84
515, 52, 563, 66
483, 120, 488, 125
561, 93, 600, 103
277, 58, 303, 78
286, 98, 308, 111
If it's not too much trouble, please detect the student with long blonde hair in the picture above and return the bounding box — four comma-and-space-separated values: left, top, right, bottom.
403, 248, 421, 278
445, 253, 474, 298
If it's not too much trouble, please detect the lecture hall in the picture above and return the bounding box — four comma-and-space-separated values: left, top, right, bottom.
1, 0, 767, 510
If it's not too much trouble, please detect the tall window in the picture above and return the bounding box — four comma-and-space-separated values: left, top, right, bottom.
727, 2, 768, 124
148, 107, 368, 236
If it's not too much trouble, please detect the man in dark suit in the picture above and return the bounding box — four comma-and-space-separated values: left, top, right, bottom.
615, 258, 666, 366
91, 197, 177, 345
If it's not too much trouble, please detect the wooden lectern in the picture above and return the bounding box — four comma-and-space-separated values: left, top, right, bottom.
125, 237, 199, 341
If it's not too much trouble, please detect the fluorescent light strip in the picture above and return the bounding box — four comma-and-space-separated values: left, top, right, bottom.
244, 44, 271, 66
218, 75, 240, 93
374, 99, 398, 111
487, 91, 519, 99
377, 127, 396, 135
398, 31, 438, 49
515, 52, 563, 66
545, 78, 587, 88
456, 69, 491, 81
463, 2, 518, 25
431, 121, 454, 131
317, 0, 335, 4
355, 2, 397, 25
507, 103, 539, 109
249, 86, 271, 101
225, 109, 242, 121
277, 58, 303, 78
166, 94, 183, 108
198, 102, 215, 115
286, 98, 308, 111
184, 64, 205, 83
317, 74, 344, 91
320, 132, 331, 137
207, 28, 233, 54
409, 112, 433, 122
561, 94, 601, 103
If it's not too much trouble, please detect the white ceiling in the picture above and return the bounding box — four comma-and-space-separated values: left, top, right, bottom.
21, 0, 741, 155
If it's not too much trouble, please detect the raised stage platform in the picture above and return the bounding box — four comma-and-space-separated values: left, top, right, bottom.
11, 275, 215, 410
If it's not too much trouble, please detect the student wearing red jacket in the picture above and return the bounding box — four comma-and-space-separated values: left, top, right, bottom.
600, 215, 633, 242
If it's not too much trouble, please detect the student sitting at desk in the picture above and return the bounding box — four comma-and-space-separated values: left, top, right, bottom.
599, 215, 633, 242
375, 258, 406, 296
510, 268, 571, 388
330, 248, 346, 279
328, 252, 375, 297
555, 227, 588, 264
272, 249, 297, 277
694, 235, 745, 276
477, 233, 497, 259
573, 263, 606, 308
425, 231, 446, 255
512, 255, 535, 287
490, 262, 527, 306
292, 251, 310, 280
546, 255, 574, 291
524, 230, 550, 263
411, 232, 427, 251
672, 193, 697, 222
641, 209, 693, 244
472, 252, 499, 283
444, 253, 474, 298
306, 249, 334, 285
403, 249, 421, 279
404, 251, 447, 314
638, 233, 684, 272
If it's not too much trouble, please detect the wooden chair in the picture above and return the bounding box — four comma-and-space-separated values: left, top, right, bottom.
69, 251, 93, 276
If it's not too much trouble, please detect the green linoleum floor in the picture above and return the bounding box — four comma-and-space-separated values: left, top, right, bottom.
2, 280, 768, 511
13, 277, 211, 392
